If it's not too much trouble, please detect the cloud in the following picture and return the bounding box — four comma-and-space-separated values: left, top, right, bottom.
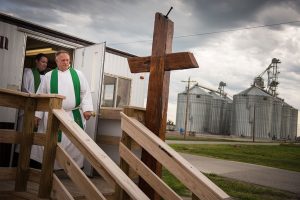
167, 22, 300, 121
1, 0, 299, 123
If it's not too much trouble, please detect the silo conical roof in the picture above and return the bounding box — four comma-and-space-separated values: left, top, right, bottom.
236, 85, 272, 96
179, 85, 211, 95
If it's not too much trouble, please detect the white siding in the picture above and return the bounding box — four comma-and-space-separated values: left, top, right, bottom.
103, 52, 147, 107
0, 22, 26, 123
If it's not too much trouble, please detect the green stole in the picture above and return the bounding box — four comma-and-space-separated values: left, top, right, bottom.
31, 68, 41, 93
50, 67, 84, 142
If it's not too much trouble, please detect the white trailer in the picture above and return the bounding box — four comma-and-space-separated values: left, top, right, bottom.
0, 13, 147, 174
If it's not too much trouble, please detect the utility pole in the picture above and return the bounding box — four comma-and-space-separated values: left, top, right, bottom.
252, 104, 256, 143
182, 77, 197, 139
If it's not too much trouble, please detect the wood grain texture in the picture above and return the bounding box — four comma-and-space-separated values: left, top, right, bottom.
139, 12, 174, 199
121, 113, 230, 200
0, 89, 64, 111
52, 174, 74, 200
0, 131, 45, 146
53, 109, 149, 200
28, 168, 41, 183
15, 97, 36, 192
38, 98, 62, 198
99, 107, 123, 120
0, 167, 16, 181
119, 143, 182, 200
0, 130, 20, 144
128, 52, 198, 73
56, 144, 106, 200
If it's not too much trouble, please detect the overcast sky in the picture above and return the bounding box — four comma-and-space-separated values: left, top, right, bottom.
1, 0, 300, 124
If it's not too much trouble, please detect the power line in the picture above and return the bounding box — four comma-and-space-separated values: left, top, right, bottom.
108, 20, 300, 46
174, 20, 300, 38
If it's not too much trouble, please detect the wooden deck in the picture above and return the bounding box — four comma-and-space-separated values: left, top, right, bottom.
0, 172, 114, 200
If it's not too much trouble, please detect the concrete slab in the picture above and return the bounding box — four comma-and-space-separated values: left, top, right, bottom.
181, 153, 300, 194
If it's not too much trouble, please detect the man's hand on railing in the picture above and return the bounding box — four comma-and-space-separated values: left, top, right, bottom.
34, 117, 41, 129
83, 111, 93, 120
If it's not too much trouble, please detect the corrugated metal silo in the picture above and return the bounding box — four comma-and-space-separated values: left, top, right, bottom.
176, 93, 187, 132
176, 93, 186, 131
270, 99, 282, 139
280, 103, 291, 139
176, 86, 212, 133
222, 97, 233, 135
231, 86, 273, 138
208, 92, 226, 134
290, 107, 298, 140
255, 95, 273, 138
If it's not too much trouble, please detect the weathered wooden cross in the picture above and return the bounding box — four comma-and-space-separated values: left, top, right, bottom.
128, 12, 199, 199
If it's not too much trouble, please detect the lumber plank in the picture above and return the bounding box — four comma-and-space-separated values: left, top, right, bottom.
0, 130, 45, 146
33, 133, 46, 146
121, 112, 230, 200
128, 52, 198, 73
116, 131, 132, 200
38, 98, 62, 198
15, 97, 36, 192
0, 88, 30, 97
96, 135, 121, 145
0, 167, 16, 180
35, 94, 64, 112
119, 143, 182, 200
135, 13, 174, 200
0, 92, 27, 109
123, 106, 146, 124
3, 191, 39, 199
53, 109, 149, 200
100, 107, 123, 120
56, 144, 106, 200
52, 174, 74, 200
0, 130, 20, 144
28, 168, 41, 183
0, 89, 64, 111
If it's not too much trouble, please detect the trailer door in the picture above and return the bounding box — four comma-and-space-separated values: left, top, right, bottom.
0, 22, 26, 127
73, 42, 106, 176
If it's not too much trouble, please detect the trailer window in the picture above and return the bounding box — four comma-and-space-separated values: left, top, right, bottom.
102, 75, 131, 108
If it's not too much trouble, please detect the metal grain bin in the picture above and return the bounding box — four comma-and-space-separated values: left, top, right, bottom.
208, 92, 227, 135
222, 98, 233, 135
290, 107, 298, 140
176, 86, 212, 133
280, 103, 291, 139
176, 93, 187, 133
231, 86, 273, 139
270, 99, 282, 139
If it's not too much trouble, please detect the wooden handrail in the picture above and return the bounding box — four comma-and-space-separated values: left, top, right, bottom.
120, 112, 231, 200
55, 144, 106, 200
53, 108, 149, 200
0, 89, 150, 199
0, 88, 64, 111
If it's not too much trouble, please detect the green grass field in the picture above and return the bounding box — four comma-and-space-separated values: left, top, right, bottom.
162, 169, 299, 199
166, 134, 246, 142
170, 143, 300, 172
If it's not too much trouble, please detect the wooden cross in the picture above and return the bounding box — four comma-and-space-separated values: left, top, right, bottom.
128, 12, 199, 199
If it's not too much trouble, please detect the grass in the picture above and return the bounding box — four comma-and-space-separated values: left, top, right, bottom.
170, 143, 300, 172
162, 169, 191, 197
162, 169, 299, 199
166, 135, 243, 142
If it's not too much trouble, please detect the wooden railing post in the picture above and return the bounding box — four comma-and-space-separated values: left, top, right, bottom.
15, 97, 37, 191
116, 106, 145, 200
120, 113, 231, 200
38, 97, 62, 198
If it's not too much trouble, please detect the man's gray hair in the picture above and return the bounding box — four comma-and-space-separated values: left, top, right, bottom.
55, 50, 70, 58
